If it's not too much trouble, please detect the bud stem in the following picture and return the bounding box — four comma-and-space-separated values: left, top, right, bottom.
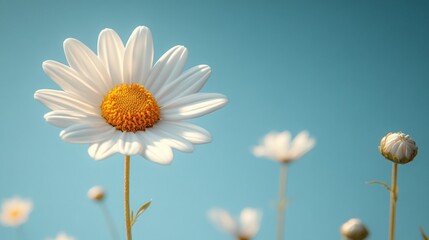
277, 163, 288, 240
100, 202, 121, 240
124, 155, 132, 240
389, 163, 398, 240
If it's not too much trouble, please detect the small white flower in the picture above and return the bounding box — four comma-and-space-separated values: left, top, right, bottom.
340, 218, 369, 240
47, 232, 75, 240
0, 197, 33, 227
34, 26, 228, 164
253, 130, 315, 163
379, 132, 418, 164
208, 208, 262, 239
87, 186, 105, 201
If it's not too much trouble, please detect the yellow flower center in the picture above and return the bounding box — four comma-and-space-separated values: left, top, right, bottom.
8, 209, 22, 219
101, 84, 160, 132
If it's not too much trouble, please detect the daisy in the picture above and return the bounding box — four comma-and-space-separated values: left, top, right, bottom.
0, 197, 33, 227
34, 26, 228, 165
208, 208, 262, 240
35, 26, 227, 240
47, 232, 75, 240
252, 130, 315, 163
252, 130, 315, 240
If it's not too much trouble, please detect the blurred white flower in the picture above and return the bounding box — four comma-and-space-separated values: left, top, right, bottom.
340, 218, 369, 240
208, 208, 262, 239
87, 186, 105, 201
34, 26, 227, 164
379, 132, 418, 164
47, 232, 75, 240
253, 130, 315, 163
0, 197, 33, 227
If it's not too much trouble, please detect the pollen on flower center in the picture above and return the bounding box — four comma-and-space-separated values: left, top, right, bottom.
101, 84, 160, 132
9, 209, 21, 219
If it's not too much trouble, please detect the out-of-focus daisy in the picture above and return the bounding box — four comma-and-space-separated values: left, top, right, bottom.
208, 208, 262, 240
253, 130, 315, 240
47, 232, 75, 240
34, 26, 228, 165
379, 132, 418, 164
340, 218, 369, 240
87, 186, 105, 201
252, 130, 315, 163
0, 197, 33, 227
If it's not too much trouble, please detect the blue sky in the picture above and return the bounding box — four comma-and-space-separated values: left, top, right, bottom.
1, 0, 429, 239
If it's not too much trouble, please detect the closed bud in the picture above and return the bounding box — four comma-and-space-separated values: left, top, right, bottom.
341, 218, 369, 240
379, 132, 418, 164
87, 186, 105, 201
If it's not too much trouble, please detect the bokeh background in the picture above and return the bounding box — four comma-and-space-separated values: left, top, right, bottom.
1, 0, 429, 239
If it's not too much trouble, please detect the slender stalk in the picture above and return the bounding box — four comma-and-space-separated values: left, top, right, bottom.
100, 202, 121, 240
124, 155, 132, 240
277, 163, 288, 240
388, 163, 398, 240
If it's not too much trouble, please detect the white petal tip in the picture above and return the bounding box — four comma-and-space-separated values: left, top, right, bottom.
100, 28, 114, 33
134, 26, 151, 34
63, 38, 76, 47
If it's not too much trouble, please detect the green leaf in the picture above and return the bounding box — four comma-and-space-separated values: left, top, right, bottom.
131, 201, 152, 226
366, 181, 391, 191
420, 226, 428, 240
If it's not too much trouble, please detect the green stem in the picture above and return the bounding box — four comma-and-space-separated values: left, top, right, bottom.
277, 163, 288, 240
125, 155, 132, 240
389, 163, 398, 240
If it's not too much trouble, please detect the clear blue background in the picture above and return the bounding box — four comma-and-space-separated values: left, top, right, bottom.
1, 0, 429, 239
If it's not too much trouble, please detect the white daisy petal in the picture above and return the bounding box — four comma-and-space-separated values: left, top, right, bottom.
208, 208, 238, 235
289, 131, 315, 159
160, 121, 212, 144
64, 38, 112, 93
98, 28, 125, 85
88, 132, 121, 160
252, 146, 266, 158
34, 89, 99, 115
151, 125, 194, 152
275, 131, 292, 159
136, 131, 174, 165
156, 65, 211, 105
60, 121, 116, 143
117, 132, 142, 155
44, 110, 95, 128
162, 93, 228, 121
239, 208, 262, 238
42, 60, 103, 103
146, 46, 188, 93
123, 26, 153, 85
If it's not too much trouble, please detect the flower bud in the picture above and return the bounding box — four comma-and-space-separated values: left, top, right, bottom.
87, 186, 105, 201
379, 132, 418, 164
341, 218, 369, 240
